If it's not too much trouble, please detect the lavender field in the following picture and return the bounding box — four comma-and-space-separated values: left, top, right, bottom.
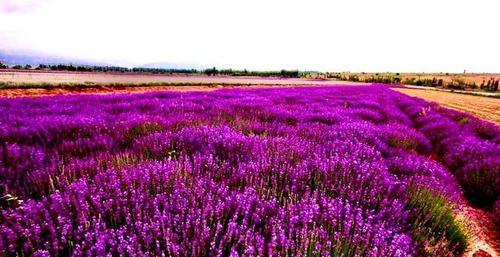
0, 86, 498, 256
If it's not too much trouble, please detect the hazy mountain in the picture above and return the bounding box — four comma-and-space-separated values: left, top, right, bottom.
0, 50, 208, 70
0, 50, 113, 67
138, 62, 208, 70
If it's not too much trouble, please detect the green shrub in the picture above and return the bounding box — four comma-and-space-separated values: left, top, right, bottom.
407, 187, 468, 257
122, 121, 165, 147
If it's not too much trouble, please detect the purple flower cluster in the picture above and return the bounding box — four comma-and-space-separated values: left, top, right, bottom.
0, 86, 497, 256
396, 96, 500, 204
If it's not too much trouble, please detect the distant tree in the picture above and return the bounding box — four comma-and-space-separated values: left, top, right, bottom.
483, 78, 499, 92
348, 74, 359, 82
204, 67, 218, 76
431, 77, 437, 87
67, 64, 76, 71
493, 80, 499, 92
12, 65, 23, 69
24, 64, 32, 69
280, 70, 299, 78
0, 61, 6, 69
37, 64, 48, 70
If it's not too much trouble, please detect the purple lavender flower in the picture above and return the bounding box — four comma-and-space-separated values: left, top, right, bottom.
1, 85, 496, 256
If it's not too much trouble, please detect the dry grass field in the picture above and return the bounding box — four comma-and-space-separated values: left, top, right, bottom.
326, 72, 500, 85
0, 70, 367, 97
404, 73, 500, 85
393, 88, 500, 124
0, 70, 356, 86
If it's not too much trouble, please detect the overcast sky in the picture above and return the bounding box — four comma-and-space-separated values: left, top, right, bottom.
1, 0, 499, 72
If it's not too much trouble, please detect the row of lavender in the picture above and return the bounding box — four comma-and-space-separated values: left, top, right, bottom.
0, 86, 498, 256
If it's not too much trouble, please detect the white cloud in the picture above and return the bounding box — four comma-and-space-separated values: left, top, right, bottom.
0, 0, 499, 72
0, 0, 46, 13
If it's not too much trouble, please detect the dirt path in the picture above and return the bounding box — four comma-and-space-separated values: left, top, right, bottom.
392, 88, 500, 124
460, 205, 499, 257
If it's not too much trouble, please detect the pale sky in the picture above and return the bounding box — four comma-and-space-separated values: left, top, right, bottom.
1, 0, 499, 72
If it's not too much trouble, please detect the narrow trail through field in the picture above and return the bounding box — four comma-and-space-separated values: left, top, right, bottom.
461, 205, 499, 257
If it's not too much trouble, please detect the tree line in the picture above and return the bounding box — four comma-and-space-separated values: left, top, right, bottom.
203, 67, 300, 78
0, 62, 301, 78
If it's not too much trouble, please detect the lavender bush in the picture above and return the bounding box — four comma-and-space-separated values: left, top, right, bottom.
1, 85, 497, 256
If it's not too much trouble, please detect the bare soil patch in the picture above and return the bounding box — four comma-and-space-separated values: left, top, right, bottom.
460, 206, 499, 257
